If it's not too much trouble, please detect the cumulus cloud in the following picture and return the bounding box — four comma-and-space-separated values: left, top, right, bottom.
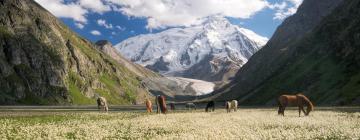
75, 22, 85, 29
116, 25, 126, 31
35, 0, 88, 23
270, 0, 303, 20
35, 0, 303, 32
106, 0, 269, 29
97, 19, 113, 29
90, 30, 101, 35
78, 0, 111, 14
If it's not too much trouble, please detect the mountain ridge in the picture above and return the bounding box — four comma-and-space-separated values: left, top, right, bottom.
214, 0, 360, 105
0, 0, 154, 105
115, 16, 268, 82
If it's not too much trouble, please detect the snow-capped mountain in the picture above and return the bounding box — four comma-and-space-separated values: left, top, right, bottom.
115, 16, 268, 82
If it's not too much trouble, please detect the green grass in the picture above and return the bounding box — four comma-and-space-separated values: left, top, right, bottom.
59, 26, 142, 105
98, 74, 133, 104
66, 72, 95, 105
67, 81, 95, 105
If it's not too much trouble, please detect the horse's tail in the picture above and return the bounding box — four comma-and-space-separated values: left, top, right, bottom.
278, 95, 285, 115
277, 98, 281, 114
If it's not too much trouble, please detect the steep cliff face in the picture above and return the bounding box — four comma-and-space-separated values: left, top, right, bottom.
0, 0, 151, 105
214, 0, 360, 105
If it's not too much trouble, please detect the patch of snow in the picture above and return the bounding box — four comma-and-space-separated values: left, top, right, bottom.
167, 77, 215, 96
238, 28, 269, 47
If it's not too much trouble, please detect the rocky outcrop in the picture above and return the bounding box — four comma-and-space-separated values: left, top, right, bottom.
215, 0, 360, 105
0, 0, 151, 105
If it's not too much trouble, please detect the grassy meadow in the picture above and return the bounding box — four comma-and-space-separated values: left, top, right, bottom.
0, 107, 359, 139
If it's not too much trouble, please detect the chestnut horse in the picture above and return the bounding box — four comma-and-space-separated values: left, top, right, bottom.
278, 94, 314, 117
97, 97, 108, 112
205, 101, 215, 112
145, 99, 152, 113
155, 95, 167, 114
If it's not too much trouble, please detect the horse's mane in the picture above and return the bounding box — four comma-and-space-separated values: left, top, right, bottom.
297, 94, 314, 114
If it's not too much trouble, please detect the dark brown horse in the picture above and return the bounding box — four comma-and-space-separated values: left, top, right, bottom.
156, 95, 167, 114
170, 103, 175, 110
205, 101, 215, 112
278, 93, 314, 117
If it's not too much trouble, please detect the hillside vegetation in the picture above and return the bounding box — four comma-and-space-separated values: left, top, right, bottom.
0, 0, 153, 105
215, 0, 360, 105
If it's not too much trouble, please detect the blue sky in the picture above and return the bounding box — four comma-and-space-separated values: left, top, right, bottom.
35, 0, 303, 45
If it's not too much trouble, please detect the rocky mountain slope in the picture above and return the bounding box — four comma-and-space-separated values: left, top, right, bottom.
0, 0, 158, 105
115, 16, 268, 82
94, 40, 158, 78
215, 0, 360, 105
94, 40, 215, 101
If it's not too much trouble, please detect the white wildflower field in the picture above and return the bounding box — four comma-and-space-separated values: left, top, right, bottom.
0, 108, 359, 139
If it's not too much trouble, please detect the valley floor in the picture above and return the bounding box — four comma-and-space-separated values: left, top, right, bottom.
0, 107, 359, 139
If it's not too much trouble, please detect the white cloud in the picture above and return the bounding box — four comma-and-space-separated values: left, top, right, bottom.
289, 0, 303, 7
90, 30, 101, 35
116, 25, 126, 31
270, 0, 303, 20
35, 0, 88, 23
268, 2, 287, 10
97, 19, 113, 29
78, 0, 111, 14
106, 0, 269, 29
111, 32, 116, 35
75, 22, 85, 29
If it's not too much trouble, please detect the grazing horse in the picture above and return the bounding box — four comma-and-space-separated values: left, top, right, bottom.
278, 93, 314, 117
156, 95, 167, 114
145, 99, 152, 113
205, 101, 215, 112
97, 97, 108, 112
225, 100, 238, 113
185, 103, 196, 110
170, 103, 175, 110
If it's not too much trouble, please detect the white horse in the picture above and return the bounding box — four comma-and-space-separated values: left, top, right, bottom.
225, 100, 238, 113
97, 97, 108, 112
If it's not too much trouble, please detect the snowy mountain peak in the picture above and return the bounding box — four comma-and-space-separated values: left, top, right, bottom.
202, 15, 231, 29
115, 16, 268, 82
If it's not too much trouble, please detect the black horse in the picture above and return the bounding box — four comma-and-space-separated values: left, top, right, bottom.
205, 101, 215, 112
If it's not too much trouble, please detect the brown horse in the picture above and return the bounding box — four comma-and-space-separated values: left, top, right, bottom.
156, 95, 167, 114
278, 93, 314, 117
145, 99, 152, 113
170, 103, 175, 110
